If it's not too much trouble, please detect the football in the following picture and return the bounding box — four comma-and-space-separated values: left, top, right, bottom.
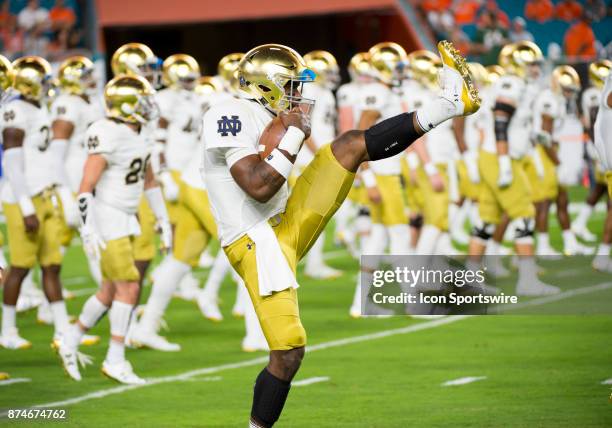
258, 115, 287, 159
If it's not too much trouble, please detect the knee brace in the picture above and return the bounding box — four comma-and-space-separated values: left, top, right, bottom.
511, 217, 535, 243
409, 214, 423, 228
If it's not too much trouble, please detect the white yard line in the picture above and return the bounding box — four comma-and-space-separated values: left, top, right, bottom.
4, 281, 610, 415
66, 287, 98, 297
441, 376, 487, 386
62, 277, 90, 286
0, 378, 31, 386
293, 376, 330, 387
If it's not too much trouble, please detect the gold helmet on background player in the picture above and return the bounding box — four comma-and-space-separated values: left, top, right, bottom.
498, 41, 543, 79
111, 42, 162, 88
588, 59, 612, 89
407, 50, 440, 89
104, 74, 158, 124
238, 43, 315, 113
11, 56, 52, 102
485, 64, 505, 85
0, 54, 14, 104
58, 55, 97, 96
467, 62, 488, 88
551, 65, 580, 94
348, 52, 371, 81
162, 53, 200, 90
368, 42, 408, 86
304, 50, 340, 90
217, 52, 244, 85
195, 76, 222, 96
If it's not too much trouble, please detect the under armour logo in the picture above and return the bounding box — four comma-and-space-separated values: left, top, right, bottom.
365, 96, 376, 105
3, 110, 15, 121
56, 106, 67, 115
217, 115, 242, 136
247, 243, 253, 250
87, 135, 99, 150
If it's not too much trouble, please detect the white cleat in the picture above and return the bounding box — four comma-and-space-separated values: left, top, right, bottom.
592, 256, 612, 273
537, 244, 563, 260
304, 264, 342, 280
349, 305, 361, 319
129, 328, 181, 352
485, 257, 511, 278
197, 293, 223, 322
0, 328, 31, 350
56, 339, 85, 381
572, 225, 597, 243
516, 280, 561, 296
16, 294, 42, 313
241, 336, 269, 353
564, 241, 595, 256
52, 333, 100, 349
173, 274, 200, 301
101, 360, 146, 385
36, 301, 54, 325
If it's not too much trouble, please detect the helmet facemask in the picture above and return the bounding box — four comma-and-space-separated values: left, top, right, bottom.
245, 68, 316, 115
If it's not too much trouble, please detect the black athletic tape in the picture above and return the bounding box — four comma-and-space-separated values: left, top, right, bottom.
357, 207, 371, 217
513, 218, 535, 239
409, 215, 423, 228
494, 116, 509, 142
471, 224, 493, 241
251, 369, 291, 427
494, 102, 516, 116
365, 112, 420, 161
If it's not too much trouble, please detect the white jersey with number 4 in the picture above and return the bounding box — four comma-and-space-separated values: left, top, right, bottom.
202, 97, 287, 246
594, 74, 612, 171
157, 88, 202, 171
0, 98, 53, 203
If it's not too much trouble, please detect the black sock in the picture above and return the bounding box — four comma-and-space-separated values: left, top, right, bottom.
364, 112, 422, 161
251, 368, 291, 427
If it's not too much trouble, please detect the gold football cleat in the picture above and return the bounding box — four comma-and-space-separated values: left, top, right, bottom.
437, 40, 481, 115
0, 372, 9, 381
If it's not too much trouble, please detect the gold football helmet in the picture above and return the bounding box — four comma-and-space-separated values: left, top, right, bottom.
498, 41, 543, 78
238, 44, 315, 113
304, 50, 340, 90
12, 56, 52, 102
195, 76, 222, 96
104, 74, 158, 124
162, 54, 200, 90
485, 65, 505, 85
217, 53, 244, 83
467, 62, 488, 87
588, 59, 612, 89
111, 42, 161, 87
348, 52, 371, 81
368, 42, 408, 86
407, 50, 441, 89
552, 65, 580, 93
58, 56, 96, 96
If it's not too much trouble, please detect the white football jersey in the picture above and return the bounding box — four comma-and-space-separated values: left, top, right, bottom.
581, 86, 601, 127
336, 81, 363, 129
593, 74, 612, 170
400, 79, 429, 112
426, 118, 459, 164
358, 82, 404, 175
86, 118, 152, 214
0, 98, 54, 202
532, 88, 565, 133
295, 83, 336, 168
51, 93, 104, 191
157, 88, 202, 171
202, 97, 287, 246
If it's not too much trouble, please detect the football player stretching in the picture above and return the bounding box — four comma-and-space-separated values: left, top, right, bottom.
201, 41, 480, 427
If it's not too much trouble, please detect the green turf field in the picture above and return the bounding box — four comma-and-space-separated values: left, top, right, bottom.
1, 193, 611, 427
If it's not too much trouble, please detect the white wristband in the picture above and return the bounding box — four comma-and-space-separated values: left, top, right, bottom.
145, 187, 169, 222
424, 162, 438, 176
406, 152, 420, 169
361, 169, 377, 188
18, 195, 35, 217
264, 149, 294, 179
278, 126, 305, 156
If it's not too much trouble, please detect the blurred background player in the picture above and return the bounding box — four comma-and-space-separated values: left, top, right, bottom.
1, 56, 72, 350
466, 41, 559, 296
57, 74, 171, 384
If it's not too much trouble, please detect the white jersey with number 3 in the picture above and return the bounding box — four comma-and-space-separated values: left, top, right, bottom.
86, 118, 152, 214
0, 98, 53, 203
